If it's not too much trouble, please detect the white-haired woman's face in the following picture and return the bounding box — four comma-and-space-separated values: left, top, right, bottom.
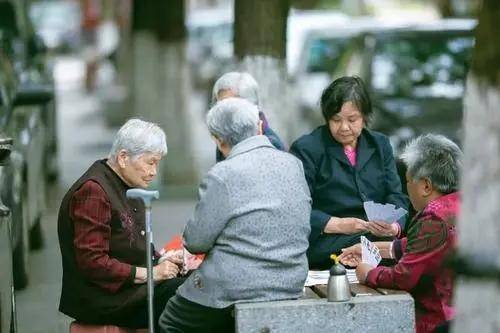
117, 151, 162, 188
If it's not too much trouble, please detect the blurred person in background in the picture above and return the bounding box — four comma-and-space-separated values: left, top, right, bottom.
339, 134, 462, 333
58, 119, 184, 330
290, 76, 409, 269
159, 98, 311, 332
212, 71, 286, 161
81, 0, 100, 92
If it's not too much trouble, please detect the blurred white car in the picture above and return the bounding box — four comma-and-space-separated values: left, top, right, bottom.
286, 9, 350, 76
187, 7, 233, 89
187, 8, 352, 91
291, 16, 416, 127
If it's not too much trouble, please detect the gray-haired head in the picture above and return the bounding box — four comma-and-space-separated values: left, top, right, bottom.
212, 72, 260, 106
108, 119, 167, 160
400, 134, 463, 194
206, 97, 260, 148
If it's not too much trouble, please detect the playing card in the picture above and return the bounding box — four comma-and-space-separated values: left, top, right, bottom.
363, 201, 408, 224
361, 236, 382, 267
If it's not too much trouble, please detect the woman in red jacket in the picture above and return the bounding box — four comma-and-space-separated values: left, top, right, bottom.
339, 134, 463, 333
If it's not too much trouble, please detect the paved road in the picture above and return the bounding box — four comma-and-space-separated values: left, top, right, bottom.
15, 57, 199, 333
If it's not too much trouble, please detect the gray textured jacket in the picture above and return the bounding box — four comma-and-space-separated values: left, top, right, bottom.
178, 135, 311, 308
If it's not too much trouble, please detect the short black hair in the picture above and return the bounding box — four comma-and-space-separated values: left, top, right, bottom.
320, 76, 373, 123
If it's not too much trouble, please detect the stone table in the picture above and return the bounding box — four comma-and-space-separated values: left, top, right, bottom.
235, 284, 415, 333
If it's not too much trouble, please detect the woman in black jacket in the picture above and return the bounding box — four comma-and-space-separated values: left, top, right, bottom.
290, 76, 409, 269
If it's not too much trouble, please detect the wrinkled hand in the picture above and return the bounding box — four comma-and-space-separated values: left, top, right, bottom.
325, 217, 368, 234
153, 259, 180, 281
338, 243, 362, 267
366, 221, 399, 237
356, 263, 374, 284
159, 249, 183, 267
181, 251, 203, 274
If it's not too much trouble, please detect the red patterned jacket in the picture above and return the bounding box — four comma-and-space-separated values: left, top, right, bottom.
366, 192, 460, 333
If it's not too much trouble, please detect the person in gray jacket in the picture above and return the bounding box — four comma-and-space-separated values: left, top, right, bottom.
159, 98, 311, 333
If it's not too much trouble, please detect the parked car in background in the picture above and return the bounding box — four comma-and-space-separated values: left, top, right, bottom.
293, 17, 418, 128
333, 19, 476, 154
286, 9, 350, 76
0, 137, 17, 332
0, 0, 55, 290
187, 7, 233, 90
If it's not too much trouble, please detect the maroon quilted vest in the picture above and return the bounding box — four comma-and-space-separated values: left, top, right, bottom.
58, 159, 150, 323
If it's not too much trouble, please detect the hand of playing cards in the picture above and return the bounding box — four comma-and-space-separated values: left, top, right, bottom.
360, 236, 382, 267
363, 201, 407, 224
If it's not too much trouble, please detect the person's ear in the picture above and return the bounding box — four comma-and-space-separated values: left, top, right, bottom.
211, 135, 223, 151
421, 177, 434, 197
258, 120, 263, 135
117, 150, 129, 169
218, 139, 230, 152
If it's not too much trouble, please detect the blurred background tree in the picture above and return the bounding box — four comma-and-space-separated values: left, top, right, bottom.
131, 0, 197, 191
233, 0, 301, 142
454, 0, 500, 330
234, 0, 289, 59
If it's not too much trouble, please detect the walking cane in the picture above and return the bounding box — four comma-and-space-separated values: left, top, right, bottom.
126, 188, 159, 333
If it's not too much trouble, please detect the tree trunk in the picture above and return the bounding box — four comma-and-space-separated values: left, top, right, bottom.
291, 0, 321, 9
131, 0, 197, 190
437, 0, 454, 17
453, 1, 500, 331
110, 0, 133, 126
234, 0, 289, 59
234, 0, 301, 143
130, 0, 157, 122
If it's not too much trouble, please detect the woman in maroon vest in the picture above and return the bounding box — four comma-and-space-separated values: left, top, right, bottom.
58, 119, 184, 330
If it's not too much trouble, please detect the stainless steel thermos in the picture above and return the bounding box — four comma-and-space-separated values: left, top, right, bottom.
327, 254, 351, 302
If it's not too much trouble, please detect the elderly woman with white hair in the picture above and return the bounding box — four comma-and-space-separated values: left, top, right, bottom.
58, 119, 185, 330
212, 71, 285, 161
339, 134, 463, 333
159, 98, 311, 332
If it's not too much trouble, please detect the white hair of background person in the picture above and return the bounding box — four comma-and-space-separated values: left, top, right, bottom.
206, 97, 260, 148
108, 118, 168, 160
211, 72, 260, 106
400, 134, 463, 194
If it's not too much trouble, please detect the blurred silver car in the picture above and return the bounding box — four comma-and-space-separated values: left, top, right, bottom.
292, 17, 414, 127
0, 138, 17, 333
1, 0, 54, 290
187, 8, 233, 89
333, 18, 476, 153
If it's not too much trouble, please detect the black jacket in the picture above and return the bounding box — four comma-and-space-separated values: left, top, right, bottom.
290, 126, 409, 269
